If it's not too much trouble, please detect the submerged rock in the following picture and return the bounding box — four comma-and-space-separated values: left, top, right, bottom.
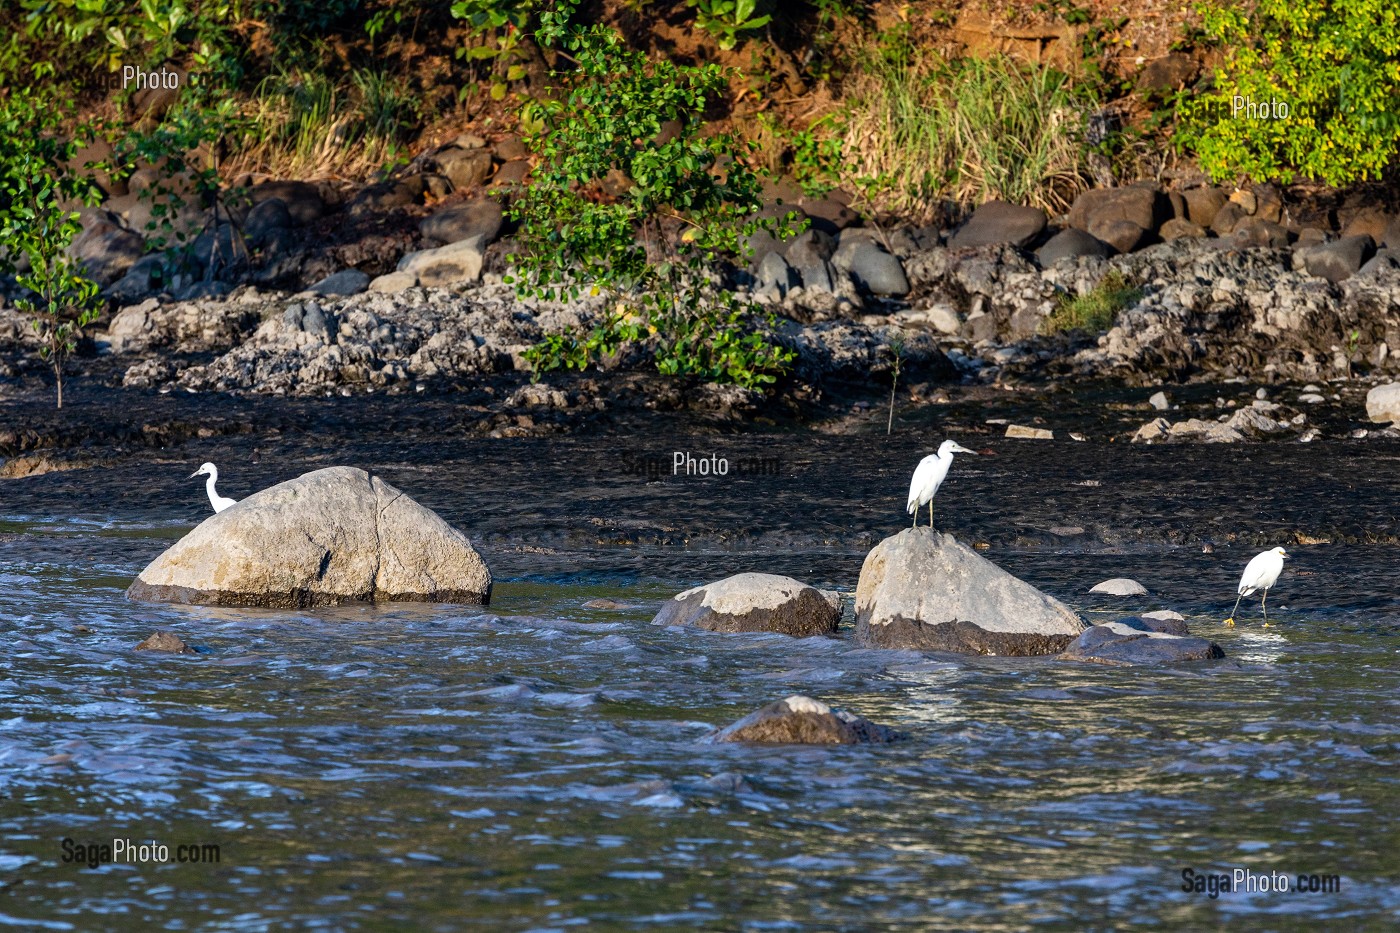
128, 466, 491, 608
1089, 578, 1148, 596
1061, 617, 1224, 665
652, 572, 840, 637
134, 631, 193, 653
704, 695, 904, 745
854, 529, 1085, 655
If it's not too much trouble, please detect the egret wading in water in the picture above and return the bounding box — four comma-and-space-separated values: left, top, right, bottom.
907, 440, 979, 529
1225, 546, 1288, 627
191, 462, 238, 514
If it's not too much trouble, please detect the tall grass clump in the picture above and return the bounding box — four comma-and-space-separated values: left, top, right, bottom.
841, 49, 1089, 218
233, 67, 420, 178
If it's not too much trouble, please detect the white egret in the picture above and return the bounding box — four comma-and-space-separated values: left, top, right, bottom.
907, 440, 979, 529
191, 462, 238, 513
1225, 546, 1288, 627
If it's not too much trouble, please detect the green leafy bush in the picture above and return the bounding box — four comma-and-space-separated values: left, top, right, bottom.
1180, 0, 1400, 186
510, 3, 796, 390
1041, 270, 1141, 336
0, 92, 103, 409
688, 0, 772, 51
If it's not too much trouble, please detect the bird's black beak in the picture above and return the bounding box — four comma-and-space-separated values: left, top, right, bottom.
189, 470, 201, 479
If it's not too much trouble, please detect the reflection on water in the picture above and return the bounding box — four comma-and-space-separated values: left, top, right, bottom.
1, 514, 1399, 929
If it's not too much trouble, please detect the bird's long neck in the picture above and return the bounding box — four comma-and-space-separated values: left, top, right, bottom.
205, 469, 220, 504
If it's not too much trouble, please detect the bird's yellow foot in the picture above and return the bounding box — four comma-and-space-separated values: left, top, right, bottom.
1262, 622, 1269, 629
1224, 618, 1235, 626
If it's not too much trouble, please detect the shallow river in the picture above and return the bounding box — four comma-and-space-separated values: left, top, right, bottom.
2, 430, 1398, 930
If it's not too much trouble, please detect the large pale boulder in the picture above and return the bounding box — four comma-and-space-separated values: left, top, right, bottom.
1366, 383, 1400, 424
652, 572, 840, 637
128, 466, 491, 608
703, 695, 904, 745
855, 529, 1085, 655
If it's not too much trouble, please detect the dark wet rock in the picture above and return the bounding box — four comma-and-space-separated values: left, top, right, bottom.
103, 254, 165, 303
833, 238, 909, 296
127, 466, 491, 608
434, 147, 494, 192
948, 201, 1046, 249
1296, 235, 1375, 283
1159, 218, 1207, 240
754, 251, 800, 303
494, 136, 528, 161
248, 181, 325, 226
652, 572, 841, 637
799, 196, 859, 234
1096, 219, 1149, 254
582, 598, 630, 610
348, 179, 422, 217
1182, 187, 1226, 229
1367, 383, 1400, 424
1342, 207, 1394, 243
1139, 610, 1189, 634
1068, 186, 1160, 248
69, 214, 145, 286
1227, 217, 1289, 249
309, 269, 370, 297
703, 695, 904, 745
419, 198, 503, 246
1061, 617, 1224, 665
1036, 228, 1111, 265
1137, 54, 1198, 94
244, 197, 293, 247
1089, 577, 1148, 596
396, 239, 484, 287
854, 529, 1085, 656
492, 160, 531, 187
134, 631, 194, 653
1210, 202, 1246, 236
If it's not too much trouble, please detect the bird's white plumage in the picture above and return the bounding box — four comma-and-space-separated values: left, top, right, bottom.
906, 439, 977, 523
1237, 546, 1287, 596
191, 462, 238, 513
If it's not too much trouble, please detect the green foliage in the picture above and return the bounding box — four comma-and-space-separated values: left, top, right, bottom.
0, 91, 103, 409
450, 0, 540, 102
688, 0, 772, 51
16, 0, 243, 77
842, 50, 1088, 217
1041, 270, 1141, 336
510, 5, 796, 390
1180, 0, 1400, 186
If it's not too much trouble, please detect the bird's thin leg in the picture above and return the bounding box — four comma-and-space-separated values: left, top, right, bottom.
928, 501, 934, 530
1261, 590, 1269, 628
912, 510, 918, 530
1225, 591, 1244, 626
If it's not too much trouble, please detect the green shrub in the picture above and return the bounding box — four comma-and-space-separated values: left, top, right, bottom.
1180, 0, 1400, 186
1041, 270, 1141, 336
510, 2, 796, 390
0, 92, 103, 409
841, 50, 1089, 218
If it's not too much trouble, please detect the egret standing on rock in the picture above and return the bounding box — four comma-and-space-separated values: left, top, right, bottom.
1225, 546, 1288, 627
191, 462, 238, 514
907, 440, 978, 529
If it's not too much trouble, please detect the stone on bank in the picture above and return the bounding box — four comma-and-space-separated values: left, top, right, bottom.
652, 572, 841, 637
127, 466, 491, 608
854, 529, 1085, 655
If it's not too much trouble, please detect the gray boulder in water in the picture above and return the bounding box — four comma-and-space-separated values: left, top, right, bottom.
652, 572, 840, 637
127, 466, 491, 608
703, 695, 904, 745
854, 529, 1085, 655
1061, 617, 1224, 665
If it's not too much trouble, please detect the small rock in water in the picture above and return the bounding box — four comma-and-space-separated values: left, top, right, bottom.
1005, 424, 1053, 440
583, 598, 629, 610
134, 631, 193, 653
652, 573, 840, 638
1090, 578, 1149, 597
703, 695, 904, 745
1141, 609, 1186, 627
1149, 391, 1170, 411
1061, 617, 1224, 665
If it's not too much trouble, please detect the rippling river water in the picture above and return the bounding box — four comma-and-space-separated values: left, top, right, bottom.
2, 430, 1398, 930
